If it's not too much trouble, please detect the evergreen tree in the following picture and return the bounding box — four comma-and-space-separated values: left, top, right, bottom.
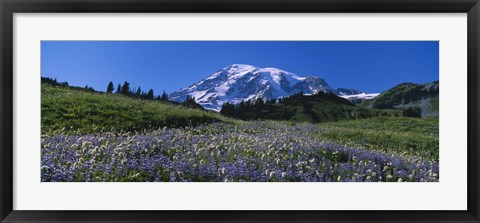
161, 91, 169, 101
41, 77, 69, 86
121, 81, 130, 95
239, 101, 246, 110
140, 91, 147, 99
255, 98, 264, 106
146, 89, 154, 100
135, 87, 142, 97
84, 85, 94, 92
280, 105, 288, 119
182, 96, 204, 110
116, 84, 121, 94
403, 106, 422, 118
220, 102, 235, 117
106, 81, 114, 94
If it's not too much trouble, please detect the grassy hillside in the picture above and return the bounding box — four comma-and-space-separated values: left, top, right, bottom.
316, 116, 439, 161
42, 84, 236, 134
361, 81, 439, 117
278, 93, 403, 122
221, 92, 402, 123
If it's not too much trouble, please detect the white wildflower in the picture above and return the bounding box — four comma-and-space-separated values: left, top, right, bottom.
269, 171, 276, 178
221, 167, 226, 175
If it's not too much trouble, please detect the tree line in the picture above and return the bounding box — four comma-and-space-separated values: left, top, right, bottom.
41, 77, 206, 110
106, 81, 168, 101
220, 90, 423, 121
106, 81, 205, 109
220, 97, 278, 120
219, 92, 313, 120
42, 77, 169, 101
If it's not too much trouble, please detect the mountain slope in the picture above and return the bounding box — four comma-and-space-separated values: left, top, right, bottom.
220, 92, 401, 123
360, 81, 439, 117
169, 64, 335, 111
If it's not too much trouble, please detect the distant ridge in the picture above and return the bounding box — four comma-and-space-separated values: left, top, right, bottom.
361, 81, 439, 117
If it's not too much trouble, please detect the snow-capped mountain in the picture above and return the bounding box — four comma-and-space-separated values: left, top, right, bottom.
335, 88, 365, 96
169, 64, 335, 111
339, 93, 380, 104
334, 88, 380, 104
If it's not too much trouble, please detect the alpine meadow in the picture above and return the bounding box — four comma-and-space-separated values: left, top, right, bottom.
41, 41, 439, 182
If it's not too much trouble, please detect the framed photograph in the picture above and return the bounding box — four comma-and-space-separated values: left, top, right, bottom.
1, 0, 479, 222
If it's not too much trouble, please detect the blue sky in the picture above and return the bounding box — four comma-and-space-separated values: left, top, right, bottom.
41, 41, 438, 94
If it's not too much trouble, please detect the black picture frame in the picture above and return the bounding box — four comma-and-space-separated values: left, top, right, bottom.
1, 0, 479, 222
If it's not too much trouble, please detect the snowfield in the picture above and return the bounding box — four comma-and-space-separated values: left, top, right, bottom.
340, 93, 380, 101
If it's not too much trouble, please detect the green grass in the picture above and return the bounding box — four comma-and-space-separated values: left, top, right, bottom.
315, 116, 439, 161
42, 84, 238, 134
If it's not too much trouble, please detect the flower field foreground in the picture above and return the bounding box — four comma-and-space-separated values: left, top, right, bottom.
41, 122, 439, 182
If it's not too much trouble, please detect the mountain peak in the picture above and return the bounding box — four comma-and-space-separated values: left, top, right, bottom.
169, 65, 334, 111
225, 64, 257, 69
222, 64, 257, 74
